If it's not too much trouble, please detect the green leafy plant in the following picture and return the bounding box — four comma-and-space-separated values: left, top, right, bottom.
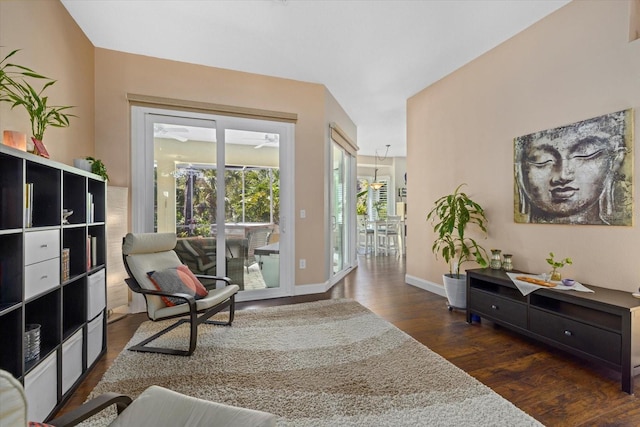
373, 199, 386, 219
3, 78, 75, 141
546, 252, 572, 280
86, 157, 109, 181
0, 49, 48, 102
427, 183, 488, 278
356, 187, 368, 216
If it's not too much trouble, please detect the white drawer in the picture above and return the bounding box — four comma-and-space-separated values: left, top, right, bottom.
25, 257, 60, 300
87, 269, 106, 321
62, 329, 83, 394
25, 230, 60, 265
24, 352, 58, 422
87, 312, 104, 367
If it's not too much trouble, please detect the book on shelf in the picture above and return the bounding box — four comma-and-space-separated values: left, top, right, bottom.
86, 235, 91, 270
91, 236, 97, 267
62, 248, 70, 281
87, 192, 94, 223
24, 183, 33, 227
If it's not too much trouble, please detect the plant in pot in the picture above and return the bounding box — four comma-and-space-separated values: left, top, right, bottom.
356, 187, 368, 216
2, 77, 75, 158
546, 252, 572, 281
0, 49, 48, 102
427, 183, 489, 310
85, 156, 109, 181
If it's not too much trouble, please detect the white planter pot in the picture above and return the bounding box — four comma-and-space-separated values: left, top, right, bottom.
73, 158, 92, 172
443, 273, 467, 309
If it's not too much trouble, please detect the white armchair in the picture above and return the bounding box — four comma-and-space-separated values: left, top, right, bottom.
0, 369, 276, 427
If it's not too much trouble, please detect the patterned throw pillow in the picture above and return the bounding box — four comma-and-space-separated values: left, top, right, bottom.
147, 265, 209, 307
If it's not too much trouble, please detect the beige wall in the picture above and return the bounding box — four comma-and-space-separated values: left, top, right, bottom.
94, 48, 356, 286
0, 0, 94, 164
407, 1, 640, 292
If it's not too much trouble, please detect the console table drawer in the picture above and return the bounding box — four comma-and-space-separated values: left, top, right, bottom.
529, 308, 620, 365
468, 289, 527, 328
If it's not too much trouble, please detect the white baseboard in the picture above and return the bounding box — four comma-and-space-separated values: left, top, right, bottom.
405, 274, 446, 297
294, 281, 332, 295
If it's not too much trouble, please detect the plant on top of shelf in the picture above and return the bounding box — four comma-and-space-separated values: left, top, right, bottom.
85, 157, 109, 181
0, 49, 48, 102
546, 252, 572, 281
2, 78, 76, 143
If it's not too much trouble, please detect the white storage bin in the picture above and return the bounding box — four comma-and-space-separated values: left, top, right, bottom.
24, 352, 58, 422
87, 269, 106, 320
62, 329, 83, 394
87, 312, 104, 367
25, 229, 60, 265
24, 257, 60, 300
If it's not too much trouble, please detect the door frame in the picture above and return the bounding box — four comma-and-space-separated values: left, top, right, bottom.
130, 106, 295, 301
328, 139, 357, 284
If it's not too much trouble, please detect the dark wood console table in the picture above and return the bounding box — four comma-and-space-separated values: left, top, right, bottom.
466, 268, 640, 394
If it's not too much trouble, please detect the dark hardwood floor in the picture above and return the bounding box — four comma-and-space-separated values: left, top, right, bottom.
60, 255, 640, 426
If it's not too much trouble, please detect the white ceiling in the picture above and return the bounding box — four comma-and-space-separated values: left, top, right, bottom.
61, 0, 570, 157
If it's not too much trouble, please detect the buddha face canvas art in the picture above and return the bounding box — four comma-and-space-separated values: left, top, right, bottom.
514, 109, 633, 226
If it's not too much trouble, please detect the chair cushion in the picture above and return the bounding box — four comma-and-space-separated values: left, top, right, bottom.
0, 369, 27, 427
125, 250, 184, 316
122, 232, 177, 255
108, 385, 276, 427
147, 265, 208, 307
152, 284, 240, 320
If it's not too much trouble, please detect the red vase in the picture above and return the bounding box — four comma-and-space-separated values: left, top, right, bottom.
31, 137, 49, 158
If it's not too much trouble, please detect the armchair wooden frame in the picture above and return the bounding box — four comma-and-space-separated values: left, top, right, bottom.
122, 233, 239, 357
0, 367, 276, 426
48, 392, 132, 426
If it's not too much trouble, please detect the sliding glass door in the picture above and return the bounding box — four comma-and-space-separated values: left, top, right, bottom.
224, 128, 281, 292
131, 107, 293, 301
330, 140, 356, 281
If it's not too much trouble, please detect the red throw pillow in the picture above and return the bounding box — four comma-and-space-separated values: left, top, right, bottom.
147, 264, 209, 307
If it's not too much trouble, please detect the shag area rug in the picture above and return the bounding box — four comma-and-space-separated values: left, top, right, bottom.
82, 299, 542, 426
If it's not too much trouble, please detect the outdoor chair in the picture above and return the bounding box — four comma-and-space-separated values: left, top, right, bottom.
174, 237, 246, 290
174, 238, 217, 276
122, 232, 239, 356
0, 369, 276, 427
244, 228, 270, 272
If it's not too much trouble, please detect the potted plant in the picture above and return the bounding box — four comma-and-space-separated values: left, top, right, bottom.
427, 183, 489, 309
356, 186, 368, 216
546, 252, 572, 281
2, 77, 75, 157
85, 157, 109, 181
0, 49, 48, 102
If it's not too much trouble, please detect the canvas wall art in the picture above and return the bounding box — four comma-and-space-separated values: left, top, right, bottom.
514, 109, 633, 225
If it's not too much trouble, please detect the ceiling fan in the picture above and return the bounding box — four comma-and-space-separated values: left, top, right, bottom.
153, 124, 190, 142
253, 133, 280, 149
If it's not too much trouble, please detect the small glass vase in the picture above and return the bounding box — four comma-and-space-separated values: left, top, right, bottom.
502, 254, 513, 271
490, 249, 502, 270
550, 269, 561, 281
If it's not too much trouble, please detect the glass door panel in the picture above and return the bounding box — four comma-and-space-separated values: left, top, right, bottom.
225, 129, 280, 291
152, 119, 221, 285
332, 143, 346, 274
134, 107, 293, 301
